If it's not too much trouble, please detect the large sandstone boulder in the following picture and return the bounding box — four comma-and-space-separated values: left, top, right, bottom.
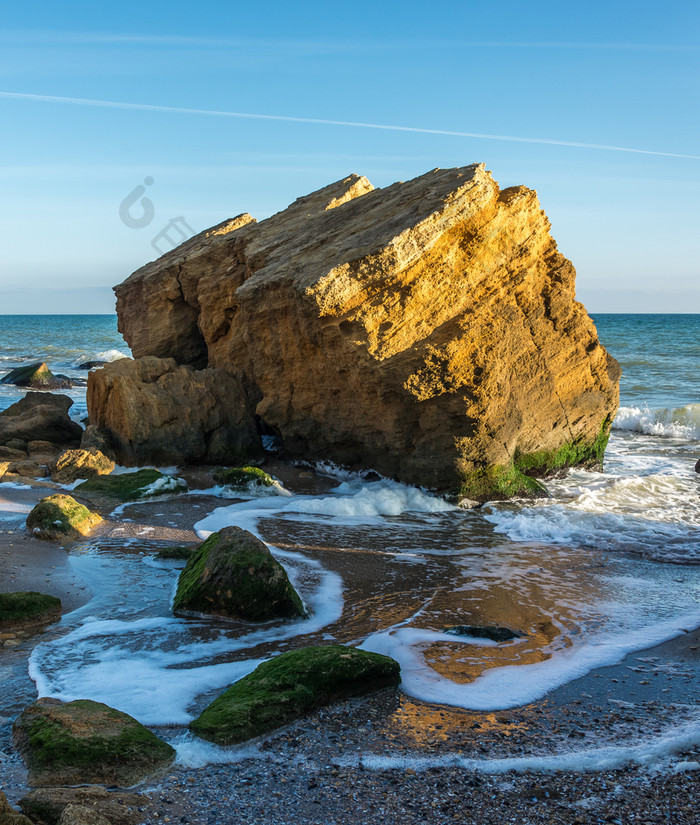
173, 526, 306, 621
86, 356, 262, 466
112, 165, 620, 501
0, 394, 82, 448
189, 645, 401, 745
12, 698, 175, 787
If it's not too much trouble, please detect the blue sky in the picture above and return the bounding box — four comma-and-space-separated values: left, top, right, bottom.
0, 1, 698, 313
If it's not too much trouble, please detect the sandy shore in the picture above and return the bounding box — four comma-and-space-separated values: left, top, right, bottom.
1, 477, 699, 824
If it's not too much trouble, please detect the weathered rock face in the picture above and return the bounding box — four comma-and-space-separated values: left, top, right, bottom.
112, 165, 620, 499
86, 356, 262, 466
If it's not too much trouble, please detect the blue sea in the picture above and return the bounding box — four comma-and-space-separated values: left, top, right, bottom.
1, 313, 699, 773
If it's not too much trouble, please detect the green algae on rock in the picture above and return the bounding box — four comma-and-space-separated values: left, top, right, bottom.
189, 645, 401, 745
454, 416, 614, 504
173, 526, 305, 621
50, 448, 115, 484
212, 465, 276, 488
12, 698, 175, 787
75, 468, 186, 501
26, 494, 102, 541
0, 592, 61, 630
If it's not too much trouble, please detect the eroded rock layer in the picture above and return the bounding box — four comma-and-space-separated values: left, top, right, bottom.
110, 165, 620, 499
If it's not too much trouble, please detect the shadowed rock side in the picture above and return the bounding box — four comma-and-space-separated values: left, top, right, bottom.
86, 356, 262, 466
110, 165, 620, 500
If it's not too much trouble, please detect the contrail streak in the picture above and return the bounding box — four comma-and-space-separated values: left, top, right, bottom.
1, 91, 698, 160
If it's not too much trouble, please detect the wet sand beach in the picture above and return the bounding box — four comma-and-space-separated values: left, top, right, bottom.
1, 476, 699, 825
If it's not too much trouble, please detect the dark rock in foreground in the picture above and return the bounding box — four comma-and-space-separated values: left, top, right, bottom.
19, 787, 149, 825
173, 526, 305, 621
445, 624, 523, 642
26, 495, 102, 541
77, 360, 107, 370
189, 645, 401, 745
12, 698, 175, 787
86, 356, 262, 467
0, 394, 82, 447
0, 592, 61, 630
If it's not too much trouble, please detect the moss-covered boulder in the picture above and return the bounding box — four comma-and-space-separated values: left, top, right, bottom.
26, 495, 102, 541
212, 465, 275, 489
0, 362, 72, 390
75, 469, 186, 501
0, 791, 33, 825
19, 787, 149, 825
0, 592, 61, 630
173, 526, 305, 621
50, 449, 115, 484
12, 698, 175, 787
190, 645, 401, 745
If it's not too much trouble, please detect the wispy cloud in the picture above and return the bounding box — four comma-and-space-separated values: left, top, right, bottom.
1, 91, 698, 160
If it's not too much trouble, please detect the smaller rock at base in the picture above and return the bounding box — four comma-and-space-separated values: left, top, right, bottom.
75, 469, 186, 501
0, 791, 33, 825
445, 624, 523, 642
173, 526, 306, 621
190, 644, 401, 745
19, 787, 148, 825
0, 592, 61, 630
212, 465, 275, 488
50, 449, 115, 484
12, 698, 175, 787
26, 494, 102, 541
57, 806, 111, 825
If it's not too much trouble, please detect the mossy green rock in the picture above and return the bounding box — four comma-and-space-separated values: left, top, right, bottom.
173, 526, 305, 621
0, 592, 61, 630
1, 362, 54, 387
26, 495, 102, 541
190, 645, 401, 745
12, 698, 175, 787
75, 469, 186, 501
154, 545, 195, 561
212, 465, 275, 488
455, 416, 613, 504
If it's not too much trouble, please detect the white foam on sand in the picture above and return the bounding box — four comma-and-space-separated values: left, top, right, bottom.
359, 609, 700, 711
346, 714, 700, 773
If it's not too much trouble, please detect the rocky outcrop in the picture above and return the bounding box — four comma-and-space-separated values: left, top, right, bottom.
173, 526, 306, 621
111, 165, 620, 500
86, 356, 261, 466
189, 645, 401, 745
12, 698, 175, 787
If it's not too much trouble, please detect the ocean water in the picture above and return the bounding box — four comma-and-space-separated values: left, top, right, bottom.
0, 315, 129, 418
2, 313, 700, 772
